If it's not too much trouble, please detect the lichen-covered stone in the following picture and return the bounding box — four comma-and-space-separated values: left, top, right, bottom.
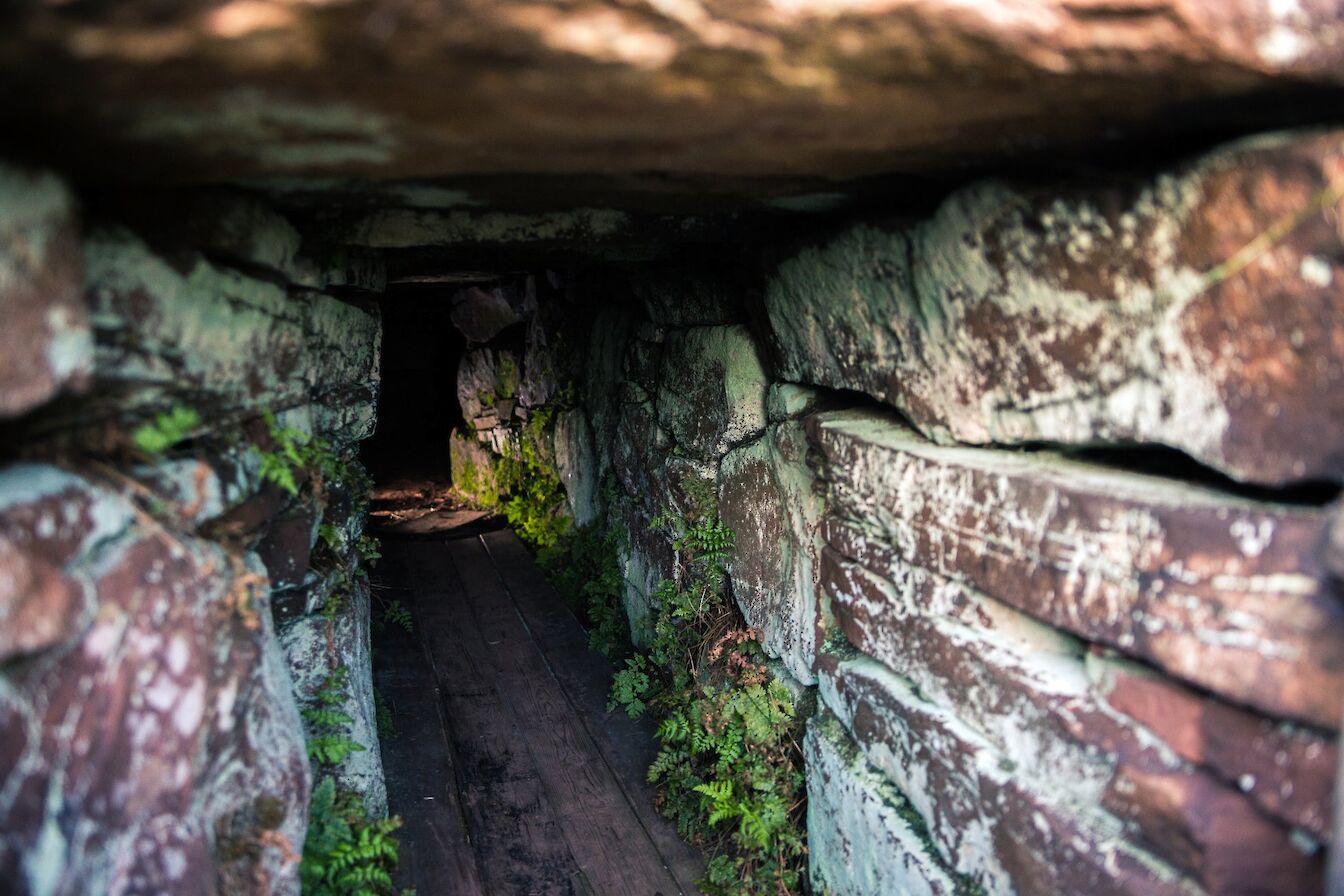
0, 163, 91, 419
278, 575, 387, 817
0, 465, 309, 895
820, 544, 1326, 887
769, 130, 1344, 485
805, 711, 959, 896
456, 347, 521, 425
656, 325, 767, 460
819, 651, 1316, 895
812, 409, 1344, 728
718, 420, 824, 684
449, 429, 499, 507
84, 228, 380, 432
554, 409, 599, 527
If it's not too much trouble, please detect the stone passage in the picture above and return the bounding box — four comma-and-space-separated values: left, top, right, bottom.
372, 530, 702, 895
2, 5, 1343, 894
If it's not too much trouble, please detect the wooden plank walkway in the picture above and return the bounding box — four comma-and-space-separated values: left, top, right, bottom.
372, 530, 704, 896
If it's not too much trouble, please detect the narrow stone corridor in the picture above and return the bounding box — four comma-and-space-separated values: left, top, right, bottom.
372, 530, 703, 895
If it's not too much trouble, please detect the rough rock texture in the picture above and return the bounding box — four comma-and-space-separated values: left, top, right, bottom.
85, 228, 380, 433
456, 347, 521, 429
657, 325, 768, 460
820, 646, 1321, 894
0, 164, 91, 419
3, 2, 1344, 187
805, 711, 960, 896
0, 465, 310, 896
812, 408, 1344, 728
554, 409, 600, 528
449, 282, 534, 345
768, 129, 1344, 485
718, 418, 824, 684
279, 575, 387, 817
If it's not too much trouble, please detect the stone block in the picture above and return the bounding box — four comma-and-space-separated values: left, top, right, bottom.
84, 229, 379, 433
805, 711, 961, 896
0, 163, 91, 419
0, 465, 308, 894
819, 653, 1207, 896
811, 409, 1344, 728
554, 409, 600, 527
656, 325, 767, 460
769, 130, 1344, 485
719, 419, 825, 684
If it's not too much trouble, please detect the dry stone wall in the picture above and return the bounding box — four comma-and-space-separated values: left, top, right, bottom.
450, 128, 1344, 895
0, 173, 385, 894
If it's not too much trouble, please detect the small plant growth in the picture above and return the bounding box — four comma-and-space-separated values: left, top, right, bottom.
607, 510, 808, 896
302, 668, 366, 766
492, 410, 571, 549
299, 665, 409, 896
539, 521, 628, 657
132, 405, 202, 456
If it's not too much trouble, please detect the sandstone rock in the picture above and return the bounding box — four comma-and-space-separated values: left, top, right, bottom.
1090, 653, 1337, 839
581, 306, 636, 477
85, 229, 380, 431
821, 543, 1328, 885
456, 347, 521, 423
0, 163, 91, 419
554, 409, 600, 527
633, 268, 744, 326
449, 281, 533, 344
819, 653, 1207, 896
718, 420, 824, 684
518, 311, 558, 409
255, 497, 323, 593
657, 325, 768, 460
0, 465, 308, 895
449, 429, 499, 507
1103, 763, 1323, 893
770, 130, 1344, 485
805, 711, 960, 896
279, 575, 387, 817
5, 3, 1344, 188
766, 384, 828, 424
812, 409, 1344, 728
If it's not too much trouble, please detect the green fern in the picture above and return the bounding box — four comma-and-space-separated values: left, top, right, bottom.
132, 406, 201, 456
301, 776, 410, 896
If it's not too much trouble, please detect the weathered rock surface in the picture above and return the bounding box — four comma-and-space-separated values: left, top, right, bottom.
0, 465, 309, 895
456, 347, 521, 426
819, 651, 1319, 895
820, 544, 1326, 889
657, 325, 768, 460
805, 711, 959, 896
279, 575, 387, 817
0, 163, 91, 420
1091, 653, 1337, 839
449, 282, 534, 345
770, 130, 1344, 485
719, 419, 824, 684
554, 409, 600, 528
4, 2, 1344, 189
812, 409, 1344, 728
85, 228, 380, 432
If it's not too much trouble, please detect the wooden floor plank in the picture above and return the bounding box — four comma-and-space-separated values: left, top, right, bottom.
407, 540, 589, 896
479, 530, 706, 893
446, 537, 687, 896
372, 541, 485, 896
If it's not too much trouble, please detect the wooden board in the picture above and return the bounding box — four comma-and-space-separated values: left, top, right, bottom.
373, 533, 700, 896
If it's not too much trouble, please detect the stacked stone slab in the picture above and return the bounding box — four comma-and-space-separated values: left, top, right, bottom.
0, 174, 386, 893
456, 126, 1344, 895
764, 130, 1344, 895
